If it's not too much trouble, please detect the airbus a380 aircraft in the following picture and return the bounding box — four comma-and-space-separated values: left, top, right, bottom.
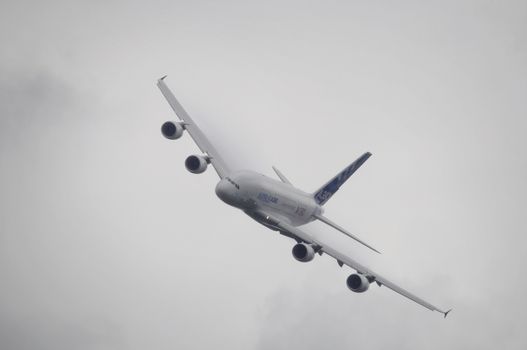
157, 76, 451, 317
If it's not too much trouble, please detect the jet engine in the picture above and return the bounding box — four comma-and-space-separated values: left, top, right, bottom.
346, 273, 370, 293
161, 121, 184, 140
292, 243, 315, 262
185, 155, 208, 174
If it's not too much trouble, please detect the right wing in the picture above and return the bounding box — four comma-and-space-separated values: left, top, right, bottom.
157, 76, 230, 178
254, 210, 451, 317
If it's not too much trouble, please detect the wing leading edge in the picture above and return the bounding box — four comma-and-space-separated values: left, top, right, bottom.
253, 210, 451, 317
157, 76, 230, 178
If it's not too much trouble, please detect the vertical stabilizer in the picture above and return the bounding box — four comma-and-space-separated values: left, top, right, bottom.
313, 152, 371, 205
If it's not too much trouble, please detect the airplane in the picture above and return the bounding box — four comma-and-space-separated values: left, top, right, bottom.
157, 76, 451, 318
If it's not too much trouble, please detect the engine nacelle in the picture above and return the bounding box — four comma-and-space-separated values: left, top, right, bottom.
346, 273, 370, 293
185, 155, 208, 174
292, 243, 315, 262
161, 121, 184, 140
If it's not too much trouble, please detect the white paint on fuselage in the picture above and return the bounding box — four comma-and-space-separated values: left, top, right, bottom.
215, 170, 322, 227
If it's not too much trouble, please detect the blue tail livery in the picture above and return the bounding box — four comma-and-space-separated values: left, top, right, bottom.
313, 152, 372, 205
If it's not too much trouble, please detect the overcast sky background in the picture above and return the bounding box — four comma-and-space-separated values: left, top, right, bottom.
1, 0, 526, 349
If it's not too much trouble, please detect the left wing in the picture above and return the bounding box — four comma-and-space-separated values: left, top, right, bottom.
157, 76, 230, 178
254, 210, 451, 317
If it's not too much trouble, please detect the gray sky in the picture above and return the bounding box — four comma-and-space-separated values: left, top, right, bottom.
1, 0, 526, 349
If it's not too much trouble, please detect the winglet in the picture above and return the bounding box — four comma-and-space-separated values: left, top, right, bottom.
443, 309, 452, 318
159, 75, 167, 81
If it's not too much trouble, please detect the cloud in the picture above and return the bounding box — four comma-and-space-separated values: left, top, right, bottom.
0, 68, 77, 148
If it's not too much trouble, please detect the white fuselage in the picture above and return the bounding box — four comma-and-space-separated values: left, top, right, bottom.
215, 170, 323, 227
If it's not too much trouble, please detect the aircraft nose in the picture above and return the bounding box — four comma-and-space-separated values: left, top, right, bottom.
216, 178, 241, 207
215, 179, 232, 203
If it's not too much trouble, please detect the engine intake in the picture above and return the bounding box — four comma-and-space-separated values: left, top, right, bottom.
346, 273, 370, 293
161, 121, 184, 140
292, 243, 315, 262
185, 155, 208, 174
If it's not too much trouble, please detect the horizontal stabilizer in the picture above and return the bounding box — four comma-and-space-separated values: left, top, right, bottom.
272, 166, 292, 185
313, 214, 380, 254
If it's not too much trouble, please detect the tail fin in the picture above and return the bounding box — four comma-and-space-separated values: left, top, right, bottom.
313, 152, 372, 205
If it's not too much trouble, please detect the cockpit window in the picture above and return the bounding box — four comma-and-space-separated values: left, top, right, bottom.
225, 177, 240, 189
